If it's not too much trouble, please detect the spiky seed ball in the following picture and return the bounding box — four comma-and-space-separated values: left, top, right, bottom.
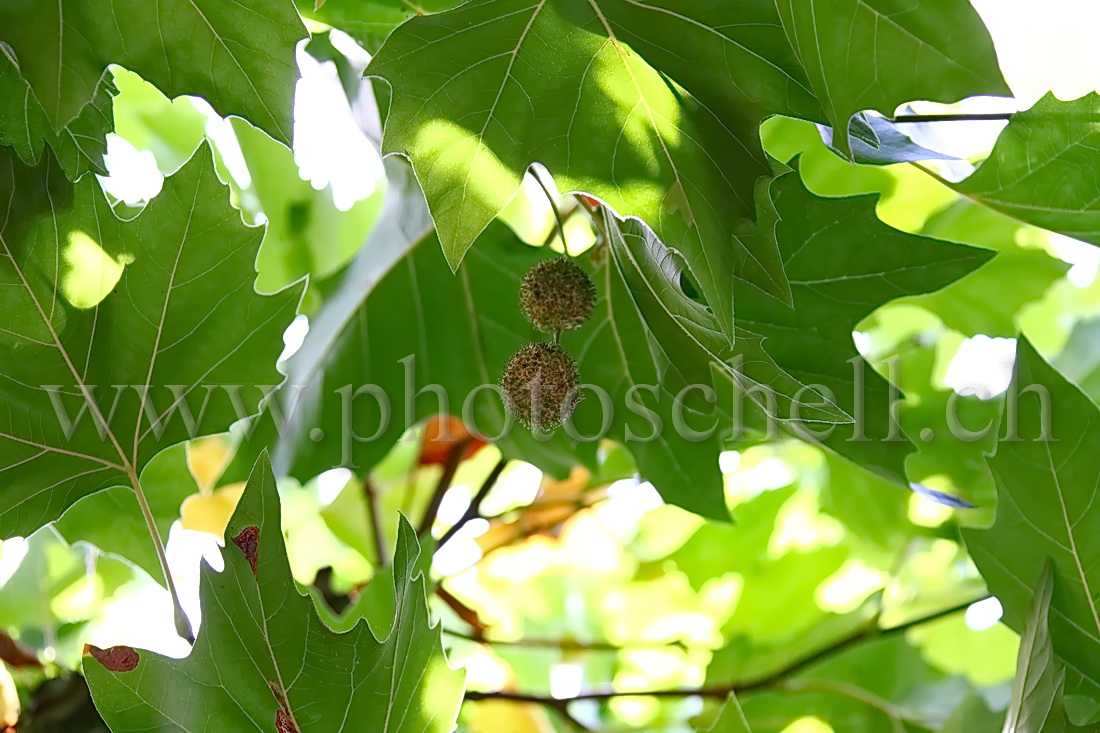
519, 257, 595, 334
500, 342, 583, 431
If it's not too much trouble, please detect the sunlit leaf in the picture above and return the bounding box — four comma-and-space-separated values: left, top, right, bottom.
84, 453, 465, 731
0, 145, 300, 538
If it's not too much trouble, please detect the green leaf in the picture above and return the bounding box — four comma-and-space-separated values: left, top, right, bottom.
964, 339, 1100, 692
229, 118, 385, 294
0, 52, 114, 179
84, 453, 465, 732
736, 637, 973, 733
954, 94, 1100, 247
0, 144, 300, 538
366, 0, 820, 335
730, 170, 993, 488
54, 444, 195, 579
0, 0, 305, 147
367, 0, 1007, 338
775, 0, 1009, 157
704, 694, 751, 733
300, 0, 462, 53
904, 201, 1069, 338
1054, 317, 1100, 405
110, 68, 209, 176
1003, 561, 1068, 733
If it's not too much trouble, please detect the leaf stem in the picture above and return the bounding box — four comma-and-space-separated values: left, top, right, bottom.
127, 467, 194, 644
443, 627, 691, 651
530, 166, 571, 257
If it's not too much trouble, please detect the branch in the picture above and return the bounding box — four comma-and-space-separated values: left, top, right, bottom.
437, 457, 507, 549
417, 436, 470, 537
362, 477, 387, 568
443, 628, 691, 652
463, 595, 987, 707
890, 112, 1013, 123
437, 586, 488, 639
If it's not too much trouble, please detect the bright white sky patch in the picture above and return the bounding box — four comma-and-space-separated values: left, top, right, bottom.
315, 467, 353, 505
98, 135, 164, 204
966, 597, 1005, 631
944, 335, 1017, 400
293, 42, 383, 210
1050, 233, 1100, 288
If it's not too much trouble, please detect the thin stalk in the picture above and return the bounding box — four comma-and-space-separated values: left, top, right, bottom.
531, 167, 571, 257
417, 437, 470, 537
129, 468, 193, 644
437, 457, 508, 549
890, 112, 1014, 123
363, 477, 387, 568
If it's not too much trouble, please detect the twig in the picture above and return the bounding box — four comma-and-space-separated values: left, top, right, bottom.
542, 202, 581, 247
362, 477, 387, 568
462, 595, 986, 707
437, 457, 508, 549
417, 437, 470, 537
890, 112, 1014, 123
530, 166, 571, 257
437, 586, 488, 639
443, 628, 691, 652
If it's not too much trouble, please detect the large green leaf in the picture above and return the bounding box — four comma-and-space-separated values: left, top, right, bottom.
0, 0, 305, 147
366, 0, 800, 337
904, 201, 1069, 338
964, 339, 1100, 692
0, 144, 300, 537
0, 52, 113, 179
774, 0, 1009, 157
366, 0, 1006, 338
1002, 562, 1069, 733
731, 171, 992, 487
84, 453, 464, 731
954, 94, 1100, 247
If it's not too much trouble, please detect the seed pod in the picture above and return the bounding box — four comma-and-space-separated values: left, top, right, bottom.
500, 342, 582, 431
519, 257, 595, 334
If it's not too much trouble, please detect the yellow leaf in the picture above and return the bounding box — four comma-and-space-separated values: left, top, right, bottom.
180, 482, 246, 537
187, 437, 232, 493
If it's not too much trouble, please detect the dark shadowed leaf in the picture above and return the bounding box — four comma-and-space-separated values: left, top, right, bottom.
0, 0, 305, 146
964, 339, 1100, 693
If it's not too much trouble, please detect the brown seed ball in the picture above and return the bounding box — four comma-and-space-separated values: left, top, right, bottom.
519, 257, 596, 334
500, 342, 583, 432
